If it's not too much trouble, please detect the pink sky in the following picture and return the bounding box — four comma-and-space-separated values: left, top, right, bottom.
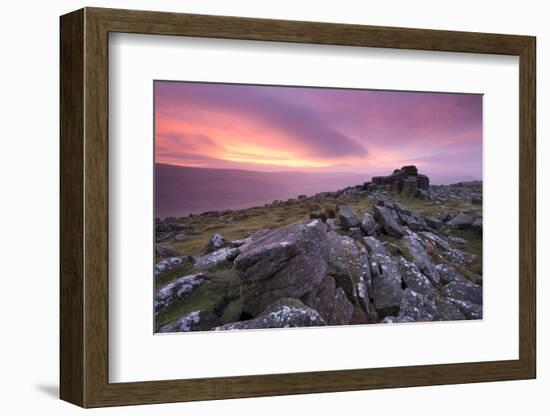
155, 81, 482, 184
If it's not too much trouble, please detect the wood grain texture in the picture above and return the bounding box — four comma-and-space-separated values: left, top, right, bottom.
59, 7, 537, 408
59, 8, 84, 407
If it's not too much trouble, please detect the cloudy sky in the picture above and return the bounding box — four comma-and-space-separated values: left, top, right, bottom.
155, 81, 482, 184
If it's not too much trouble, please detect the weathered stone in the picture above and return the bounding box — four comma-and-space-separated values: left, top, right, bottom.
194, 247, 240, 270
373, 204, 403, 238
215, 298, 326, 330
154, 274, 206, 314
155, 243, 177, 258
401, 235, 440, 285
364, 237, 403, 317
360, 213, 377, 236
398, 289, 465, 321
446, 298, 483, 319
338, 205, 360, 230
326, 232, 360, 303
157, 310, 220, 333
442, 281, 482, 304
425, 216, 443, 230
358, 247, 373, 305
420, 232, 468, 267
303, 277, 353, 325
396, 257, 437, 296
234, 220, 329, 316
202, 233, 232, 254
447, 213, 473, 229
435, 263, 468, 285
154, 256, 194, 277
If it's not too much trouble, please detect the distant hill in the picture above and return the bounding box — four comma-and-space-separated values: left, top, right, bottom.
155, 164, 368, 218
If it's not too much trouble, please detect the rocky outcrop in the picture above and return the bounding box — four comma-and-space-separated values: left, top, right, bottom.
215, 298, 326, 330
234, 219, 329, 316
370, 165, 429, 197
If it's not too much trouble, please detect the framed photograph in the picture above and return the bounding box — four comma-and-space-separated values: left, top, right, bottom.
60, 7, 536, 407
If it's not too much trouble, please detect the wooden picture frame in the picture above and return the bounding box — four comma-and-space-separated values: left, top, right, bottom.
60, 7, 536, 408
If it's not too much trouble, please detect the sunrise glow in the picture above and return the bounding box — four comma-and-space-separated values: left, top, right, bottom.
155, 81, 482, 184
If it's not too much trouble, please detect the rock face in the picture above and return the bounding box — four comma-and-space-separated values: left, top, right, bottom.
373, 204, 403, 238
401, 235, 440, 285
338, 205, 360, 230
398, 289, 465, 321
194, 247, 240, 270
234, 220, 329, 316
364, 237, 403, 317
396, 257, 437, 297
302, 276, 353, 325
442, 281, 482, 304
370, 165, 429, 197
360, 213, 377, 236
154, 274, 206, 315
215, 298, 326, 330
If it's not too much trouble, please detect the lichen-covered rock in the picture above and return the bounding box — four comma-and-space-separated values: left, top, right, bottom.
447, 213, 473, 229
364, 236, 403, 317
194, 247, 240, 270
234, 220, 329, 316
373, 204, 403, 238
398, 289, 465, 321
360, 213, 377, 236
436, 263, 468, 285
154, 256, 194, 277
202, 233, 232, 254
420, 231, 468, 267
338, 205, 360, 230
157, 310, 220, 333
401, 235, 440, 285
215, 298, 326, 330
326, 232, 359, 303
302, 276, 353, 325
154, 274, 206, 315
442, 281, 482, 304
357, 247, 373, 311
446, 298, 483, 319
396, 257, 437, 297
